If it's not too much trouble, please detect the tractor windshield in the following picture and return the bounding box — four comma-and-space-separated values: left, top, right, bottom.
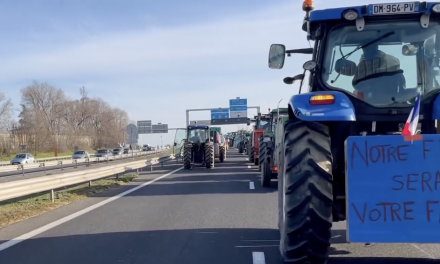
188, 129, 208, 143
322, 20, 440, 107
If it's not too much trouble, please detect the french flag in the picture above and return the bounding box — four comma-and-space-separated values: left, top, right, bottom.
401, 93, 421, 136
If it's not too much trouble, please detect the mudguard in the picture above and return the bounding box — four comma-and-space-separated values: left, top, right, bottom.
289, 91, 356, 121
431, 93, 440, 119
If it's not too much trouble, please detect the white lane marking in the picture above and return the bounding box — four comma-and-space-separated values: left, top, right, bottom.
0, 167, 184, 252
249, 181, 255, 189
252, 252, 266, 264
239, 245, 277, 248
242, 240, 279, 242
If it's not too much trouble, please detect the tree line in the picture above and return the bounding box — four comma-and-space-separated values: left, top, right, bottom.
0, 81, 130, 156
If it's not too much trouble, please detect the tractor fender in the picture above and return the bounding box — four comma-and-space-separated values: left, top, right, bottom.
289, 91, 356, 122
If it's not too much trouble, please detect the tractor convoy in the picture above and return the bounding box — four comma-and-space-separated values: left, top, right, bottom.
175, 0, 440, 262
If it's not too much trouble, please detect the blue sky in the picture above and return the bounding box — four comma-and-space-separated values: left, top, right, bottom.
0, 0, 408, 146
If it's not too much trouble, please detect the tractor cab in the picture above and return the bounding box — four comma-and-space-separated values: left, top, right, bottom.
269, 1, 440, 136
187, 125, 210, 144
267, 108, 289, 134
253, 113, 271, 130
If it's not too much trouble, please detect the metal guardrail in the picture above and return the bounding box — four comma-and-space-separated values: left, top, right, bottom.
0, 150, 167, 174
0, 154, 177, 203
0, 149, 148, 166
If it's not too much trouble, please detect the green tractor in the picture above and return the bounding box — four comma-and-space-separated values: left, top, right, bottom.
259, 108, 289, 187
237, 130, 250, 154
182, 125, 214, 169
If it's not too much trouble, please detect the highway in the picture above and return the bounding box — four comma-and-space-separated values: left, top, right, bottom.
0, 149, 438, 264
0, 151, 170, 183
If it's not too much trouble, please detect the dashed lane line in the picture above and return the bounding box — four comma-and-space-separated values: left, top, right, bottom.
252, 252, 266, 264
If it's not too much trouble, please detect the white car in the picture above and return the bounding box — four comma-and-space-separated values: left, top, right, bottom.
10, 153, 35, 165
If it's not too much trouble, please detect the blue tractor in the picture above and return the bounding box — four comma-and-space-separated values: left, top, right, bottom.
183, 125, 214, 169
268, 1, 440, 263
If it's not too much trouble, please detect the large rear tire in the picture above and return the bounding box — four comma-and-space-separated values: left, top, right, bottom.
259, 137, 265, 172
249, 142, 255, 163
279, 120, 333, 264
219, 146, 226, 162
238, 142, 244, 154
205, 143, 214, 169
183, 145, 192, 169
261, 160, 271, 187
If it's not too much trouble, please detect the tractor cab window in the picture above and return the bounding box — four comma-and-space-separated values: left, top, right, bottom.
322, 20, 440, 107
188, 129, 208, 143
271, 115, 277, 132
257, 120, 269, 130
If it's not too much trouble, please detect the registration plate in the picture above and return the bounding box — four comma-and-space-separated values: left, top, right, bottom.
370, 2, 419, 15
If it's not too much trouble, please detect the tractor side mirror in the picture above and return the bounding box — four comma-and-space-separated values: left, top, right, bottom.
283, 74, 305, 85
335, 59, 357, 76
268, 44, 286, 69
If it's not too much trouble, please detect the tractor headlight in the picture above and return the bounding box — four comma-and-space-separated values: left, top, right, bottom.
342, 9, 359, 20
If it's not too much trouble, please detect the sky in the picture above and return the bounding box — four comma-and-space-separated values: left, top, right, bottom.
0, 0, 412, 146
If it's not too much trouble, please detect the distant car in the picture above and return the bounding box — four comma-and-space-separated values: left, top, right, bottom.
142, 145, 151, 151
112, 148, 123, 155
123, 148, 130, 154
10, 153, 35, 165
72, 151, 90, 159
95, 149, 112, 157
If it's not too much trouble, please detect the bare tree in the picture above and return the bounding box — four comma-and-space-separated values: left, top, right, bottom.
0, 93, 14, 156
14, 83, 130, 154
0, 92, 13, 133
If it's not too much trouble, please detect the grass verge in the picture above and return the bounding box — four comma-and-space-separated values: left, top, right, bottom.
0, 173, 139, 229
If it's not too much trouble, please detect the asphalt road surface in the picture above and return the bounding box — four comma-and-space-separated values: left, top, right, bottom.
0, 151, 170, 183
0, 149, 439, 264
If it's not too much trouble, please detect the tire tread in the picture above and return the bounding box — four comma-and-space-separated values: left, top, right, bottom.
280, 120, 333, 264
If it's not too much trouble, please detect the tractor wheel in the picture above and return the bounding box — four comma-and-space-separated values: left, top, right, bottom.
279, 120, 333, 264
205, 143, 214, 168
249, 147, 255, 163
261, 160, 271, 187
219, 146, 226, 162
245, 142, 249, 155
259, 138, 265, 172
238, 142, 244, 154
183, 145, 192, 169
